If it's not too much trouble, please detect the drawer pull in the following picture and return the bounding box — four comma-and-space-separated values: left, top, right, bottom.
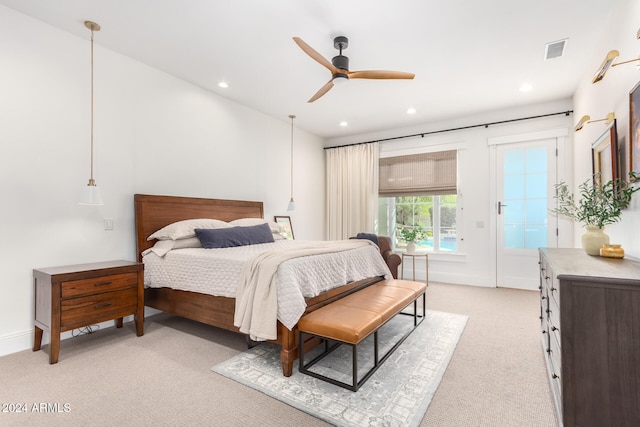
551, 326, 559, 332
552, 373, 559, 379
94, 303, 112, 309
550, 287, 557, 291
541, 296, 546, 300
94, 281, 113, 287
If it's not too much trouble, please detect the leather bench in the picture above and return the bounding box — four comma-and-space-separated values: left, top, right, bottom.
298, 279, 426, 391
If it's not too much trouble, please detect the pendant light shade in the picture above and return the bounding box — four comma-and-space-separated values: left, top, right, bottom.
79, 20, 104, 205
287, 114, 296, 212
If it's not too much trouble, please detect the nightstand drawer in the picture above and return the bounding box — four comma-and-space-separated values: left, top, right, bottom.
61, 288, 138, 330
61, 272, 138, 298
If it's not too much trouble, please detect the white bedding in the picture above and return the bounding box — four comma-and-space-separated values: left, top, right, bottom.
143, 239, 392, 331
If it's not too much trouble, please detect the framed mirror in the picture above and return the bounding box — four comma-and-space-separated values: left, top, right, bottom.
591, 119, 619, 185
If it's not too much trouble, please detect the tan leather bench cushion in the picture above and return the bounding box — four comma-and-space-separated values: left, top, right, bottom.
298, 279, 426, 344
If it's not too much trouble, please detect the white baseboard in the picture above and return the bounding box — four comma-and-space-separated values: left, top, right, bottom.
0, 308, 164, 358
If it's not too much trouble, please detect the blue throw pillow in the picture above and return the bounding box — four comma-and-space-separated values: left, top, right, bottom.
356, 232, 379, 246
195, 223, 275, 248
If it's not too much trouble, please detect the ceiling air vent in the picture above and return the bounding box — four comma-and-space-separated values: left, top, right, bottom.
545, 39, 568, 60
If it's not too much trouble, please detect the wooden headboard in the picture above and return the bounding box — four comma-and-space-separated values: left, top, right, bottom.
134, 194, 264, 262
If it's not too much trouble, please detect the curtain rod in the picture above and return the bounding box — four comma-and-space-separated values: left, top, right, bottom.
324, 110, 573, 150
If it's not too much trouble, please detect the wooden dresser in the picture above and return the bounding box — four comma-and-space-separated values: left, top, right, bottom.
33, 260, 144, 364
538, 248, 640, 427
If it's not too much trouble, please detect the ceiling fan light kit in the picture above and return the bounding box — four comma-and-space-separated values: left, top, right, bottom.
293, 36, 415, 102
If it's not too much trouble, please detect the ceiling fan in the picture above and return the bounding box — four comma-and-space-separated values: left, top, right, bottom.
293, 36, 415, 102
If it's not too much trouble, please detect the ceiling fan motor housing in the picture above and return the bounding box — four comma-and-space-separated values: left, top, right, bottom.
332, 55, 349, 71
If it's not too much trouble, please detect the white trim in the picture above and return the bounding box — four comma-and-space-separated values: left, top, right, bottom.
0, 313, 145, 358
380, 141, 467, 157
487, 128, 569, 146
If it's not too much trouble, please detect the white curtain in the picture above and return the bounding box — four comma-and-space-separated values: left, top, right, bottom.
326, 143, 379, 240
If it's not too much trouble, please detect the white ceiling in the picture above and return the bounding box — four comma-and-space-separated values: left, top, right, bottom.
0, 0, 624, 139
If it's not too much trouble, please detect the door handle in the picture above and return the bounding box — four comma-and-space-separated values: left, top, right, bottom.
498, 201, 508, 215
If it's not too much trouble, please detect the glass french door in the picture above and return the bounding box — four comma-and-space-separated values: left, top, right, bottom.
496, 138, 558, 290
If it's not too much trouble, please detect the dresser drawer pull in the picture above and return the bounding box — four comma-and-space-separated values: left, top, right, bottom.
94, 303, 112, 309
94, 281, 113, 287
550, 287, 557, 291
551, 326, 559, 332
552, 373, 559, 379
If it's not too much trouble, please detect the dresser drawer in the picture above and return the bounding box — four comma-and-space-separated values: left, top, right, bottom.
60, 288, 138, 330
549, 326, 562, 374
548, 275, 560, 306
61, 272, 138, 298
540, 260, 552, 289
547, 294, 561, 332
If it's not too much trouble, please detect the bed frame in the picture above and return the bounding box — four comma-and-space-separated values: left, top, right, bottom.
134, 194, 382, 376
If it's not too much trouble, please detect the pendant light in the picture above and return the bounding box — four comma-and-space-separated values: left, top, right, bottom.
79, 20, 104, 205
287, 114, 296, 212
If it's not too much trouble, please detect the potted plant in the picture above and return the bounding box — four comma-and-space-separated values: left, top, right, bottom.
552, 173, 639, 255
400, 225, 426, 253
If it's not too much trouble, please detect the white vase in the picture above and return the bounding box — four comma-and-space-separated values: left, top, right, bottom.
406, 242, 416, 253
581, 225, 609, 256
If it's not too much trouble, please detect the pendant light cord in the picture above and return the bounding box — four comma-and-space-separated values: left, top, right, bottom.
289, 115, 295, 201
89, 27, 95, 184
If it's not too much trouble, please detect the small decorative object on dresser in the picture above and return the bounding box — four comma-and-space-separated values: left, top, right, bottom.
539, 248, 640, 427
33, 260, 144, 364
599, 243, 624, 258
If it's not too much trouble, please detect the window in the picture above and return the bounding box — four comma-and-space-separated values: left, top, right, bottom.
379, 195, 457, 251
378, 150, 458, 252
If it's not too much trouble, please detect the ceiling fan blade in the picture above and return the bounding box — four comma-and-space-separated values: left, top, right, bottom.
347, 70, 415, 80
308, 80, 334, 103
293, 37, 339, 74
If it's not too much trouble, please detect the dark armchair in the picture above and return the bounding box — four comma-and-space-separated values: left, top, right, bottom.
351, 234, 402, 279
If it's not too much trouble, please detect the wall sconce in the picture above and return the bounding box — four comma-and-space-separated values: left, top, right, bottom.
592, 49, 640, 83
287, 114, 296, 212
79, 21, 104, 205
574, 112, 615, 132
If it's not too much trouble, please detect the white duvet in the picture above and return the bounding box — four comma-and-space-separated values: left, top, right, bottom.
143, 239, 392, 331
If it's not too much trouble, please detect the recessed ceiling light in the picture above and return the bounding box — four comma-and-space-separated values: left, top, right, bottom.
407, 107, 416, 115
218, 81, 229, 88
339, 121, 348, 127
519, 83, 533, 92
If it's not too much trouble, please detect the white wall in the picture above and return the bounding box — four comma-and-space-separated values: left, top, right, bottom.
0, 6, 324, 356
572, 0, 640, 257
328, 100, 574, 286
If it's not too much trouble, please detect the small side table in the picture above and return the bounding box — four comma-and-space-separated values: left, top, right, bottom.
33, 260, 144, 364
401, 252, 429, 286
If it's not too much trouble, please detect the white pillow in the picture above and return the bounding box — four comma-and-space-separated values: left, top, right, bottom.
147, 218, 231, 241
142, 237, 202, 257
229, 218, 282, 234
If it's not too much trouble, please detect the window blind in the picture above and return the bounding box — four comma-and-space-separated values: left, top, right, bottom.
379, 150, 457, 196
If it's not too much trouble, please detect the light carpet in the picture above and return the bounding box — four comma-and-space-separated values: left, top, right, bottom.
212, 310, 467, 427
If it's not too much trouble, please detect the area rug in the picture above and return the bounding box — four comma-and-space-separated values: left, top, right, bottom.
212, 310, 467, 427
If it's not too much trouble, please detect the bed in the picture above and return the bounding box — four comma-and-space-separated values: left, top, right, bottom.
134, 194, 388, 376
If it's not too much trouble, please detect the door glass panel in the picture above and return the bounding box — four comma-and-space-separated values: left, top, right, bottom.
503, 147, 548, 249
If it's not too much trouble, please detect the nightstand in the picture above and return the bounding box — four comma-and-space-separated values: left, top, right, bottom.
33, 260, 144, 364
